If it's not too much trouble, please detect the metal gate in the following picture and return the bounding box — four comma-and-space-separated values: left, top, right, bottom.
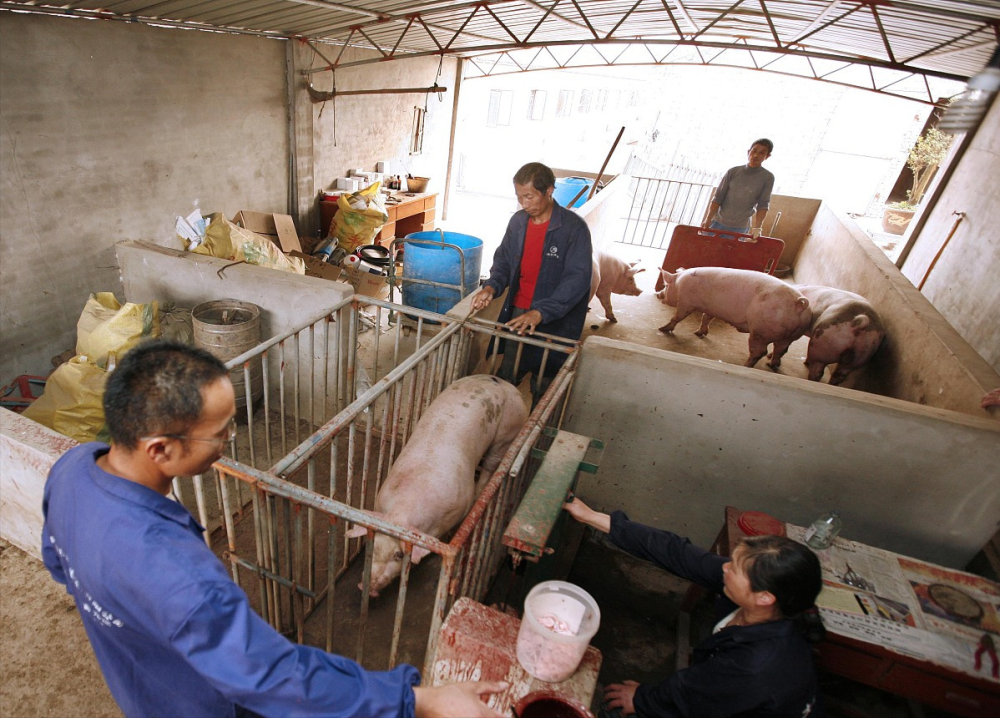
621, 176, 717, 249
171, 296, 578, 677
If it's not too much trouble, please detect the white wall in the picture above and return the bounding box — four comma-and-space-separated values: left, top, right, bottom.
308, 47, 457, 225
0, 15, 289, 380
0, 15, 457, 380
565, 337, 1000, 569
901, 98, 1000, 375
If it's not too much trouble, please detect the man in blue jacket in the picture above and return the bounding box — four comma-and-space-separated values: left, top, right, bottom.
471, 162, 593, 397
42, 339, 506, 718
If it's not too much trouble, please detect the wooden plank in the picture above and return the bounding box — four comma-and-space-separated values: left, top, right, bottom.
503, 431, 591, 558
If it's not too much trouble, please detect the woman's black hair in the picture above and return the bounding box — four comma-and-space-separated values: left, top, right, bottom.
512, 162, 556, 193
103, 339, 229, 450
740, 535, 826, 643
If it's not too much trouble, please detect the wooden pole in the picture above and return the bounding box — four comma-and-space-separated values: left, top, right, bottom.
587, 126, 625, 200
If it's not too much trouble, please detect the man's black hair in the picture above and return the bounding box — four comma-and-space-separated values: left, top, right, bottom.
512, 162, 556, 193
751, 138, 774, 154
103, 339, 229, 450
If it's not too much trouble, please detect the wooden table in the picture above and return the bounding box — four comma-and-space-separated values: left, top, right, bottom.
319, 191, 436, 245
698, 507, 1000, 717
430, 597, 602, 715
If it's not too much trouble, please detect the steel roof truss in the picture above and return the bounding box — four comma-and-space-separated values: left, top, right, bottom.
483, 2, 522, 45
414, 15, 444, 52
904, 23, 990, 65
524, 0, 561, 44
693, 0, 747, 41
757, 0, 781, 48
866, 3, 897, 64
606, 0, 646, 39
569, 0, 599, 40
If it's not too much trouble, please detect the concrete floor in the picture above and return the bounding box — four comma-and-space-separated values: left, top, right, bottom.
579, 243, 814, 383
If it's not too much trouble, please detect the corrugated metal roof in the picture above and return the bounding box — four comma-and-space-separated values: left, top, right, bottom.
3, 1, 997, 97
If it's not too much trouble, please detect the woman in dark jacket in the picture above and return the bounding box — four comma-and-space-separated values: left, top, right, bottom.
563, 497, 825, 718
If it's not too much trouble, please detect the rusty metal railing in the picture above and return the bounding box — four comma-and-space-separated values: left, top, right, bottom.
622, 175, 717, 248
172, 297, 578, 677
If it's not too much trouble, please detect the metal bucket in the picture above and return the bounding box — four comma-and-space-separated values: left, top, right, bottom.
192, 299, 263, 412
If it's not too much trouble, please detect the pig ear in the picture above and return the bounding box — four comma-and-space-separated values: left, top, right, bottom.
629, 261, 640, 268
628, 267, 646, 276
345, 525, 368, 539
411, 546, 431, 564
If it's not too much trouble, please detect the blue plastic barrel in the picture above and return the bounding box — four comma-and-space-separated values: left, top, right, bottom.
553, 177, 594, 209
402, 231, 484, 316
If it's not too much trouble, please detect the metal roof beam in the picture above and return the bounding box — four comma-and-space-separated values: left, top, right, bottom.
694, 0, 746, 40
758, 0, 781, 48
327, 36, 968, 83
865, 2, 897, 65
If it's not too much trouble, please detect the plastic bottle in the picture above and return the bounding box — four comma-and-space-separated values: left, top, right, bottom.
312, 238, 336, 261
804, 511, 842, 550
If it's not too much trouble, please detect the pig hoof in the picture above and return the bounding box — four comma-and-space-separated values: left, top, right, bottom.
608, 315, 617, 323
658, 324, 674, 334
694, 330, 708, 337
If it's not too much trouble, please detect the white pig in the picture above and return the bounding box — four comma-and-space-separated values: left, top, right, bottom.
347, 374, 527, 597
590, 252, 644, 322
794, 285, 885, 385
656, 267, 812, 369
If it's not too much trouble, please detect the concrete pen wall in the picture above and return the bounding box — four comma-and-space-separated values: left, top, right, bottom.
564, 336, 1000, 569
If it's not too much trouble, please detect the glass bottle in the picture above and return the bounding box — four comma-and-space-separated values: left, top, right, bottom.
804, 511, 842, 550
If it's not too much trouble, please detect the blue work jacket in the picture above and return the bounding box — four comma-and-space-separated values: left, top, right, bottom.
608, 511, 824, 718
483, 200, 593, 375
42, 443, 420, 718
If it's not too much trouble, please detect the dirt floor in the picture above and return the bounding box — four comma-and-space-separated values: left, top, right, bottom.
0, 538, 120, 718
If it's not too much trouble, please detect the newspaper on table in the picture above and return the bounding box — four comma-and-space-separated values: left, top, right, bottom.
785, 524, 999, 682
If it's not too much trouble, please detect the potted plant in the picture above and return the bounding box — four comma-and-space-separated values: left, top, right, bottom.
882, 127, 953, 235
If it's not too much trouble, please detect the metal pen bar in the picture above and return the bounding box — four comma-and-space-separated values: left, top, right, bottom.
262, 348, 273, 468
283, 497, 296, 633
251, 488, 271, 625
243, 363, 256, 467
307, 457, 317, 608
325, 517, 338, 653
270, 317, 463, 478
294, 332, 302, 447
388, 552, 412, 668
192, 473, 210, 546
223, 551, 317, 598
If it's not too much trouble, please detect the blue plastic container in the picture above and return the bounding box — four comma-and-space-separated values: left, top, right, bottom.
553, 177, 594, 209
402, 231, 484, 316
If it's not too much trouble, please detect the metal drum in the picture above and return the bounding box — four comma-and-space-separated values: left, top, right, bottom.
192, 299, 263, 412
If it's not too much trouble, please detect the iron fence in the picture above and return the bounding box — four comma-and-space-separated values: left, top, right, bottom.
171, 296, 578, 677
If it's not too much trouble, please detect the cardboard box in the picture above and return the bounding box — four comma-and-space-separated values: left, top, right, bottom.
288, 251, 343, 282
341, 265, 390, 299
232, 210, 302, 254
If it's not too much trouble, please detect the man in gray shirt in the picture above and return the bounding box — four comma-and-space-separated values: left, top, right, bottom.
702, 139, 774, 236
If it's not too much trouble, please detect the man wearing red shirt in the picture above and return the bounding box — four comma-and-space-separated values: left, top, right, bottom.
472, 162, 593, 397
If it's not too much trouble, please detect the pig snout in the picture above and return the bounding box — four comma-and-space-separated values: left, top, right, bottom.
359, 535, 406, 598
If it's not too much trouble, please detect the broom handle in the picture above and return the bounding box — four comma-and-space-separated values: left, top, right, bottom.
588, 126, 625, 200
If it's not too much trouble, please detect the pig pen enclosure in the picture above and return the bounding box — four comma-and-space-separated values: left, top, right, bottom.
172, 295, 581, 677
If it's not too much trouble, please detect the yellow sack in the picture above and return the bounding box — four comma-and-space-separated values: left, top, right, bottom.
331, 182, 389, 254
193, 213, 306, 274
76, 293, 160, 369
23, 356, 108, 444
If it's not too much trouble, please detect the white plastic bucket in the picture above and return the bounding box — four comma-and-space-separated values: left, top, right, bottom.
516, 580, 601, 683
